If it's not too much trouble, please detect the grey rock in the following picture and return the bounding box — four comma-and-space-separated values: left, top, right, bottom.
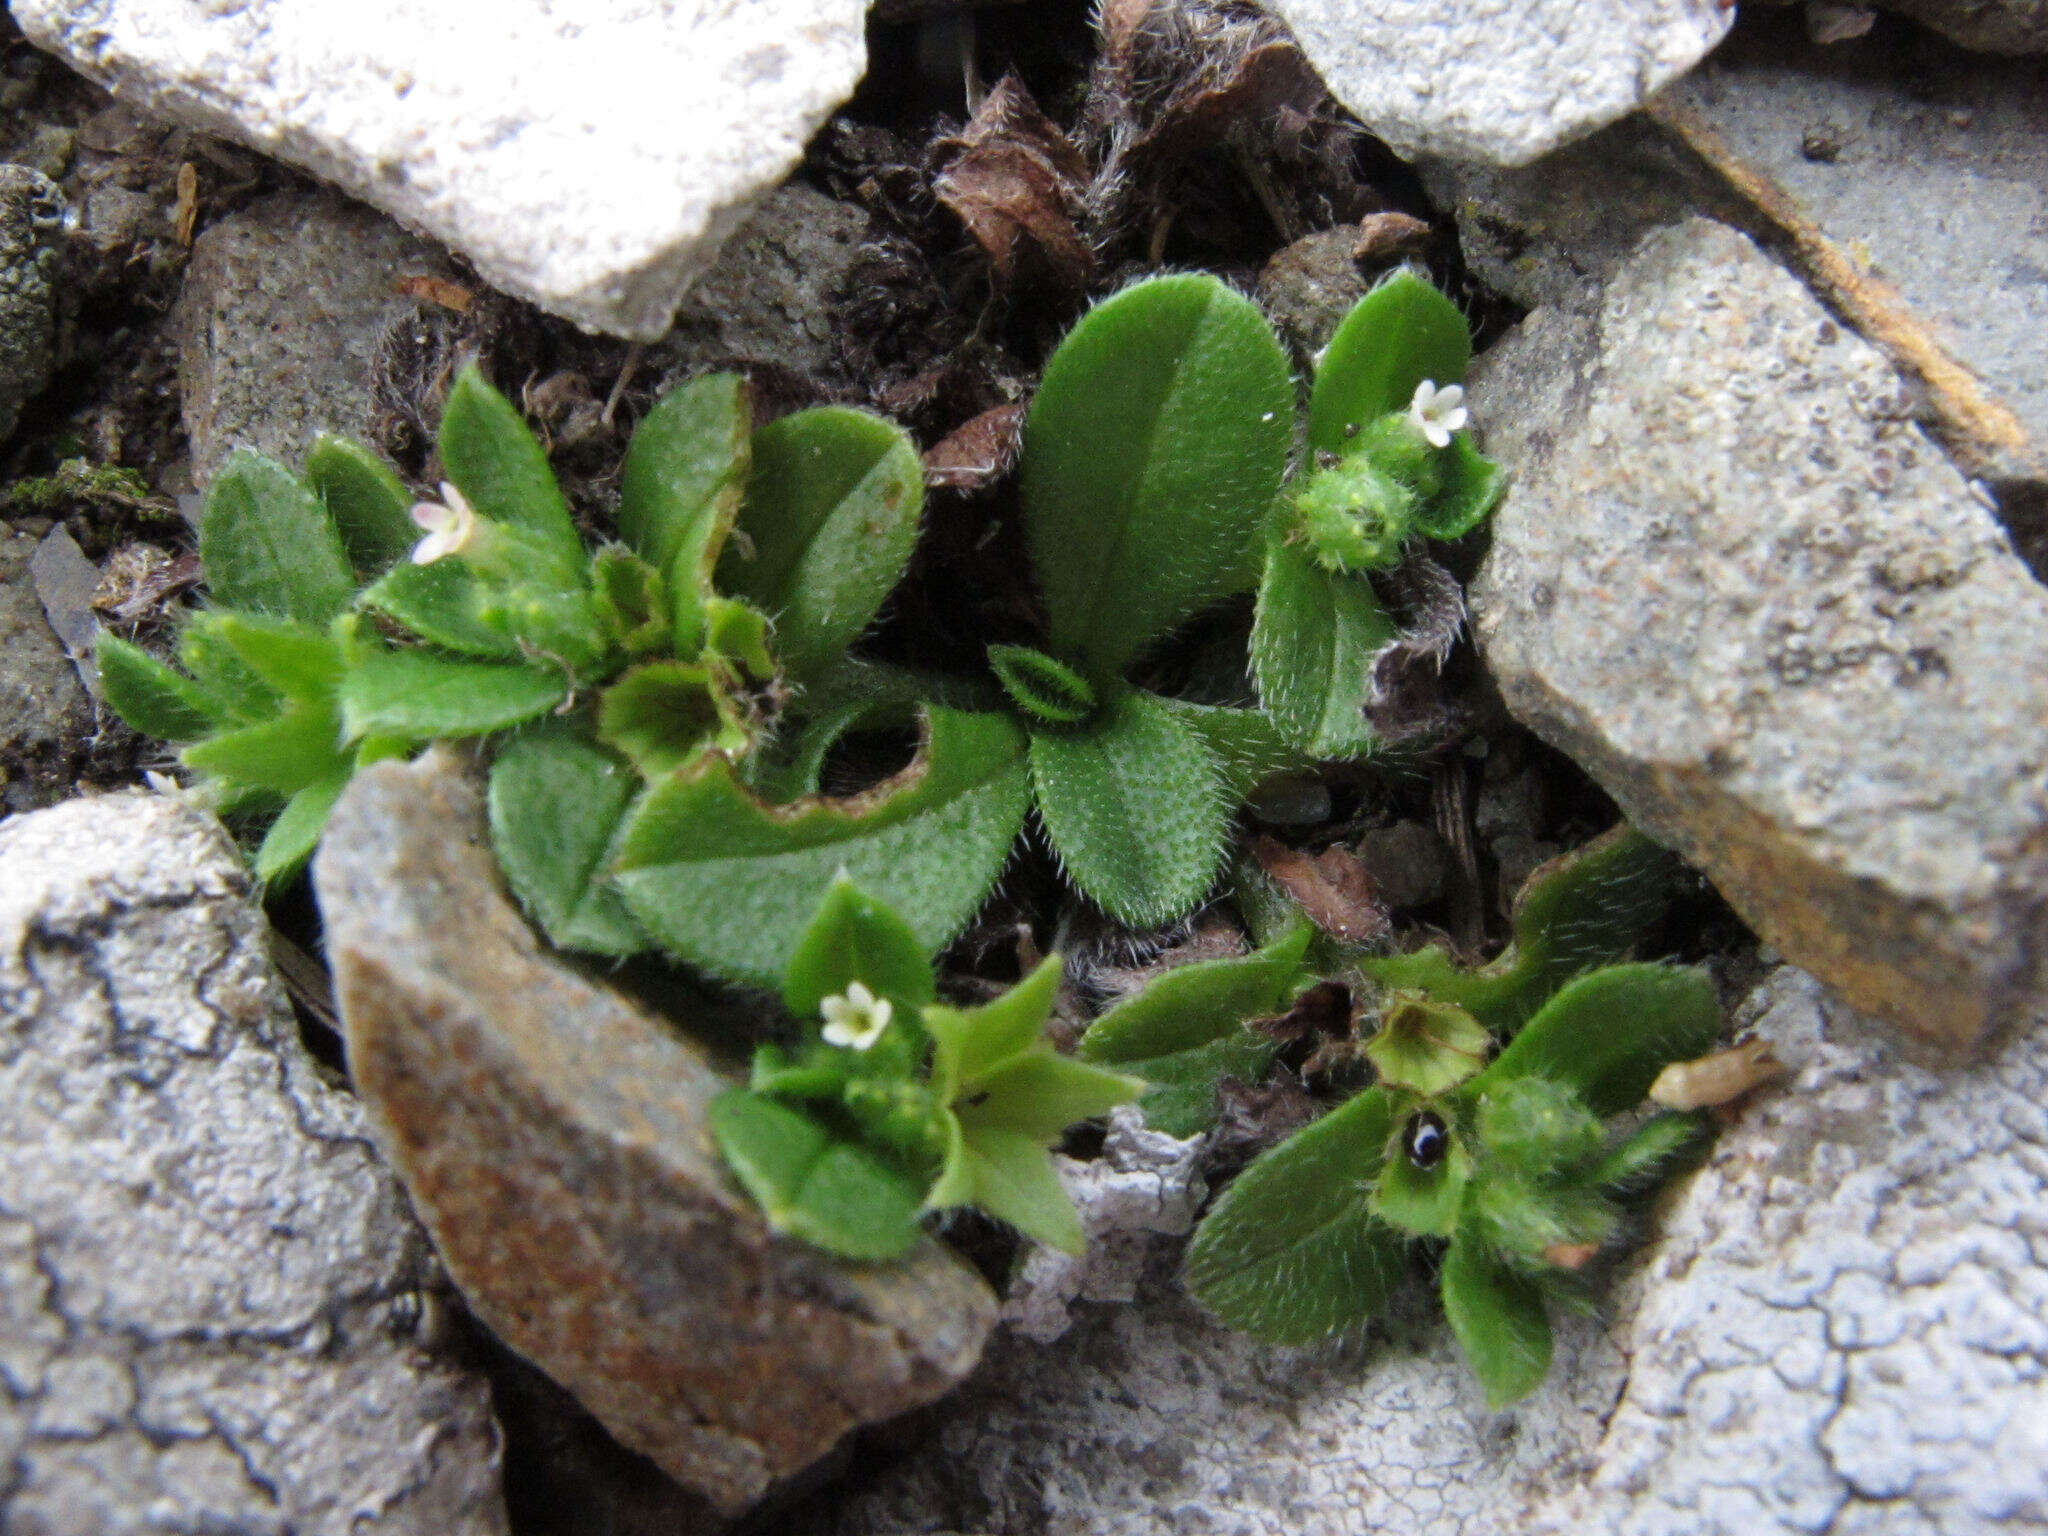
1665, 29, 2048, 482
174, 189, 453, 486
0, 524, 92, 813
0, 163, 62, 444
1524, 968, 2048, 1534
1469, 218, 2048, 1052
1876, 0, 2048, 50
1001, 1107, 1207, 1346
314, 750, 998, 1519
1263, 0, 1733, 166
1255, 226, 1378, 363
0, 790, 508, 1535
14, 0, 870, 339
29, 525, 102, 697
1424, 24, 2048, 490
662, 183, 872, 393
802, 967, 2048, 1536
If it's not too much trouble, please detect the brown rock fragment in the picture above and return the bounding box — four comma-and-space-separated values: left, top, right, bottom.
315, 751, 997, 1517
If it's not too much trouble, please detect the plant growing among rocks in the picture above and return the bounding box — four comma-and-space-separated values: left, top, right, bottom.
99, 264, 1624, 1350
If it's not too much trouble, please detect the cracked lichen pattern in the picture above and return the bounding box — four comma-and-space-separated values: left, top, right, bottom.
813, 968, 2048, 1536
1526, 968, 2048, 1535
0, 791, 506, 1535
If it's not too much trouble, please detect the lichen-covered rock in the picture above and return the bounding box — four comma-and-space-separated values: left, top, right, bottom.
803, 966, 2048, 1536
0, 790, 508, 1536
14, 0, 869, 339
314, 750, 997, 1518
174, 188, 454, 485
1263, 0, 1733, 166
1522, 968, 2048, 1534
0, 163, 62, 444
1469, 218, 2048, 1052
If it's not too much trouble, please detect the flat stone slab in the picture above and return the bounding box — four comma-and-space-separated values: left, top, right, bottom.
1265, 0, 1732, 167
1470, 217, 2048, 1052
802, 967, 2048, 1535
315, 750, 997, 1518
14, 0, 869, 339
0, 791, 507, 1535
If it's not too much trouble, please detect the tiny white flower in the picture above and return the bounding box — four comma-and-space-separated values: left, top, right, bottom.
1408, 380, 1468, 449
820, 981, 892, 1051
408, 481, 480, 565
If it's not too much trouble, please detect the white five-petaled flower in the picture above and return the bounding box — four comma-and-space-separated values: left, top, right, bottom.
1408, 379, 1468, 449
409, 481, 480, 565
820, 981, 892, 1051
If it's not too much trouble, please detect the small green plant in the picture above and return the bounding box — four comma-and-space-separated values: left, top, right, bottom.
98, 265, 1511, 1269
1081, 826, 1719, 1405
709, 876, 1144, 1258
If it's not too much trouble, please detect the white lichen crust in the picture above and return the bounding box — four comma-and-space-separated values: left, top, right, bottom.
0, 792, 507, 1536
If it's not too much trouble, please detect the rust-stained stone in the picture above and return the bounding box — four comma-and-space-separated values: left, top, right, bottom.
314, 750, 997, 1517
1469, 219, 2048, 1053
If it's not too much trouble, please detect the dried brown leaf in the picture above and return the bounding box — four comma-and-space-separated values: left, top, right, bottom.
92, 543, 203, 625
1210, 1069, 1321, 1159
1250, 835, 1391, 946
934, 74, 1093, 292
1352, 211, 1433, 267
396, 273, 476, 313
923, 402, 1027, 492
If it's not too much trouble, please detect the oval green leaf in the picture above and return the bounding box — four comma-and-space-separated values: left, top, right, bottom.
304, 434, 417, 578
437, 367, 583, 578
718, 406, 922, 683
1308, 269, 1472, 455
1030, 690, 1227, 927
618, 373, 751, 651
1184, 1086, 1407, 1344
198, 450, 355, 624
1251, 534, 1396, 759
1021, 274, 1292, 685
487, 725, 648, 957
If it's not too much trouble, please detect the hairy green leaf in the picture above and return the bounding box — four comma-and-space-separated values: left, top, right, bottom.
988, 643, 1098, 727
176, 614, 282, 724
181, 707, 345, 793
1185, 1087, 1406, 1343
1308, 269, 1471, 455
304, 434, 417, 577
1361, 826, 1680, 1034
96, 634, 219, 741
1022, 274, 1292, 686
719, 406, 922, 682
1079, 922, 1312, 1064
487, 726, 647, 956
1412, 436, 1505, 542
1154, 697, 1312, 805
783, 875, 938, 1019
594, 660, 728, 777
437, 367, 583, 579
1474, 964, 1722, 1119
612, 706, 1030, 986
927, 953, 1062, 1101
357, 558, 527, 660
618, 373, 751, 651
1373, 1118, 1471, 1238
1119, 1033, 1279, 1138
1030, 690, 1226, 927
204, 612, 343, 704
947, 1124, 1084, 1254
1252, 534, 1395, 758
708, 1090, 926, 1260
1441, 1229, 1553, 1409
198, 450, 355, 624
1591, 1111, 1708, 1194
957, 1052, 1144, 1143
253, 773, 349, 886
339, 650, 568, 740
